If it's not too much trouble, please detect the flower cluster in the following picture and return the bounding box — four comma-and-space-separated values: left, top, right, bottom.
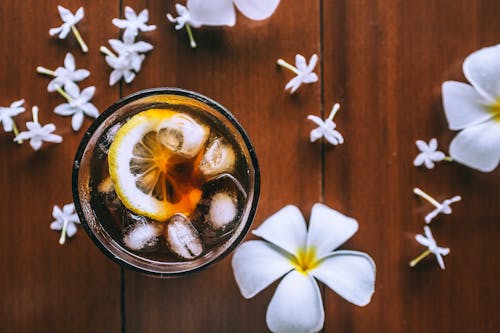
101, 7, 155, 86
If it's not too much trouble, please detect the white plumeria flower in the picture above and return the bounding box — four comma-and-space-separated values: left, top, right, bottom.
50, 203, 80, 245
112, 6, 156, 41
37, 53, 90, 92
0, 99, 25, 134
308, 103, 344, 146
14, 106, 62, 151
413, 187, 461, 224
413, 138, 449, 169
167, 0, 280, 47
232, 204, 376, 333
410, 226, 450, 270
54, 84, 99, 131
277, 54, 319, 94
442, 44, 500, 172
49, 6, 88, 52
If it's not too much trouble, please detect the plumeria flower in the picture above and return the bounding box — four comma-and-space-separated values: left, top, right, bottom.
410, 226, 450, 270
0, 99, 25, 139
413, 187, 461, 224
50, 203, 80, 245
277, 54, 319, 94
308, 103, 344, 146
167, 0, 280, 48
49, 5, 88, 52
442, 44, 500, 172
54, 84, 99, 131
37, 53, 90, 92
413, 138, 452, 169
232, 203, 376, 333
112, 6, 156, 41
14, 106, 62, 151
100, 34, 153, 86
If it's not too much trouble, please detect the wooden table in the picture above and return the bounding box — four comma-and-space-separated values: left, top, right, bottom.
1, 1, 499, 332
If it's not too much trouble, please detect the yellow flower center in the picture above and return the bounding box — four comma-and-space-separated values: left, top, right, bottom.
290, 246, 320, 274
488, 99, 500, 122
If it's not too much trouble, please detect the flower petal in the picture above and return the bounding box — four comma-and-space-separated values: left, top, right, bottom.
233, 0, 280, 20
188, 0, 236, 27
302, 72, 318, 84
295, 54, 307, 72
463, 44, 500, 102
310, 128, 323, 142
109, 70, 123, 86
266, 271, 324, 333
57, 5, 73, 22
80, 86, 95, 102
71, 111, 84, 131
54, 104, 74, 116
232, 240, 294, 299
449, 121, 500, 172
428, 138, 438, 151
442, 81, 493, 130
112, 18, 129, 29
66, 222, 77, 238
82, 103, 99, 118
306, 203, 358, 259
44, 133, 63, 144
74, 7, 84, 22
310, 250, 376, 306
64, 52, 75, 71
252, 205, 307, 255
72, 69, 90, 81
124, 6, 136, 20
29, 138, 43, 151
307, 54, 319, 72
50, 221, 62, 230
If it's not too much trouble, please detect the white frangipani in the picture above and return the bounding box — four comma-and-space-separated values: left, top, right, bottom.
442, 44, 500, 172
37, 52, 90, 92
413, 187, 461, 224
167, 0, 280, 48
14, 106, 62, 151
413, 138, 451, 169
0, 99, 25, 138
54, 84, 99, 131
50, 203, 80, 245
232, 204, 376, 333
308, 103, 344, 146
49, 5, 88, 52
112, 6, 156, 41
410, 226, 450, 270
277, 54, 319, 94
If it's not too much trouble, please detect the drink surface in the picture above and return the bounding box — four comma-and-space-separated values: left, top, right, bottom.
88, 102, 250, 263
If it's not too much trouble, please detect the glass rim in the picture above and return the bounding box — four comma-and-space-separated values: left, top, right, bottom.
72, 87, 260, 277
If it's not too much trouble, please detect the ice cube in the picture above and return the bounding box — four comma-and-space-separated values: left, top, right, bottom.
157, 114, 208, 158
192, 174, 247, 243
164, 214, 203, 259
98, 177, 123, 212
199, 138, 236, 177
96, 123, 122, 157
122, 212, 163, 251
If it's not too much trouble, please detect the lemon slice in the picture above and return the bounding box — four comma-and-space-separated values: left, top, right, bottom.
108, 109, 204, 221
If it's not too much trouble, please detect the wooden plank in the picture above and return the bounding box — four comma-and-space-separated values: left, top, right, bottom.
120, 0, 322, 331
321, 0, 500, 332
0, 1, 122, 331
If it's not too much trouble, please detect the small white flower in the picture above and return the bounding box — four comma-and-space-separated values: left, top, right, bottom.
50, 203, 80, 245
105, 54, 140, 85
167, 4, 202, 30
308, 103, 344, 146
413, 138, 446, 169
277, 54, 319, 94
411, 226, 450, 270
0, 99, 25, 133
442, 44, 500, 172
49, 6, 88, 52
14, 106, 62, 151
54, 84, 99, 131
112, 6, 156, 41
413, 187, 461, 224
50, 53, 89, 92
232, 204, 376, 333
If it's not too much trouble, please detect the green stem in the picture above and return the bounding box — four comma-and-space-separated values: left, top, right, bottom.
71, 25, 88, 53
32, 106, 39, 124
328, 103, 340, 121
443, 156, 453, 162
413, 187, 441, 209
12, 120, 22, 144
36, 66, 56, 76
100, 46, 116, 58
185, 23, 197, 48
55, 85, 73, 102
409, 249, 431, 267
277, 59, 300, 75
59, 219, 68, 245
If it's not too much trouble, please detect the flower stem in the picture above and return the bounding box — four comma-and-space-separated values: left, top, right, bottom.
71, 25, 88, 53
36, 66, 56, 76
59, 219, 68, 245
444, 156, 453, 162
32, 106, 39, 124
12, 120, 22, 144
409, 249, 431, 267
185, 23, 197, 48
413, 187, 441, 209
99, 46, 116, 58
277, 59, 300, 75
328, 103, 341, 121
55, 85, 73, 102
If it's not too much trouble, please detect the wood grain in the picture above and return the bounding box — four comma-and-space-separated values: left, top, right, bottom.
1, 0, 499, 332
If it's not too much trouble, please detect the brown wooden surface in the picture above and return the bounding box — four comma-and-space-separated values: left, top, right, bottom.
0, 0, 499, 332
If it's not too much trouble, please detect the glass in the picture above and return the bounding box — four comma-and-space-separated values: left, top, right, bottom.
72, 88, 260, 277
